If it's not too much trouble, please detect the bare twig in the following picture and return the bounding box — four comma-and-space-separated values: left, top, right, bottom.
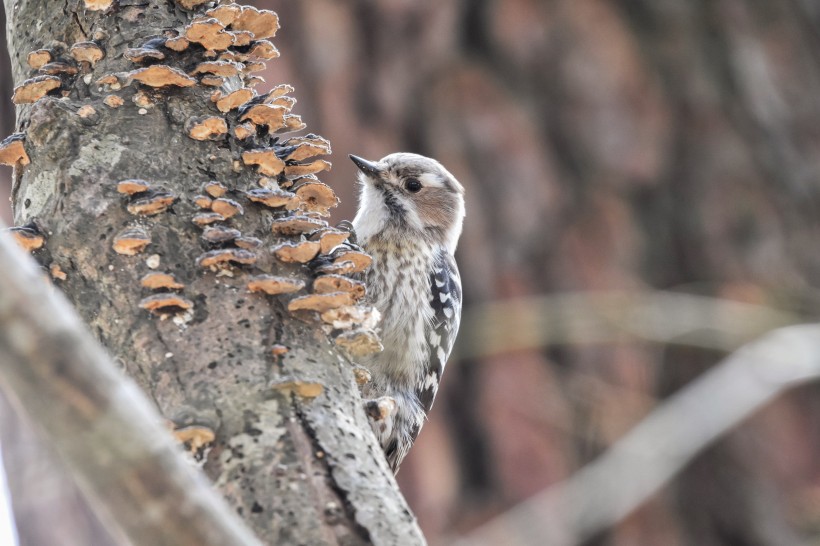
0, 228, 262, 546
457, 291, 799, 358
455, 324, 820, 546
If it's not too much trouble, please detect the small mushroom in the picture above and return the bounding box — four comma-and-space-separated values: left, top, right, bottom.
214, 88, 254, 112
185, 18, 234, 51
38, 62, 79, 76
192, 212, 226, 226
248, 40, 279, 61
104, 94, 125, 108
164, 36, 190, 52
242, 149, 285, 176
247, 274, 305, 295
245, 187, 300, 209
128, 65, 196, 87
116, 179, 150, 195
240, 104, 288, 130
0, 134, 30, 167
70, 42, 105, 65
113, 226, 151, 255
139, 293, 194, 314
12, 75, 61, 104
210, 198, 243, 219
27, 49, 53, 69
124, 47, 166, 63
295, 181, 338, 216
172, 425, 215, 455
310, 228, 349, 254
287, 292, 356, 313
313, 275, 365, 299
127, 190, 176, 215
321, 305, 380, 330
204, 181, 228, 197
235, 236, 262, 250
187, 116, 228, 140
201, 225, 241, 244
271, 380, 324, 399
270, 215, 327, 236
273, 241, 321, 263
232, 6, 280, 40
332, 249, 372, 273
192, 60, 242, 77
193, 194, 213, 209
50, 263, 67, 281
205, 3, 242, 25
233, 122, 255, 140
334, 329, 384, 358
7, 224, 44, 252
284, 160, 332, 178
141, 272, 184, 290
196, 248, 257, 268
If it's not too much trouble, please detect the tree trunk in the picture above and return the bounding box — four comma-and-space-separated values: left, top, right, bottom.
3, 0, 423, 544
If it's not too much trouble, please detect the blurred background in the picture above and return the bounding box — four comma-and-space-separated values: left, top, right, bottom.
6, 1, 820, 544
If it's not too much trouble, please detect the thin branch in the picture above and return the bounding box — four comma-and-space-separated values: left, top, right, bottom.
0, 228, 262, 546
457, 290, 799, 358
455, 324, 820, 546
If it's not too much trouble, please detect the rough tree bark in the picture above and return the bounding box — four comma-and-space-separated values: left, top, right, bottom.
1, 0, 423, 544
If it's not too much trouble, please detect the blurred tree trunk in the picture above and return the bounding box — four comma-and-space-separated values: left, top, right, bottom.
266, 0, 820, 543
2, 0, 423, 544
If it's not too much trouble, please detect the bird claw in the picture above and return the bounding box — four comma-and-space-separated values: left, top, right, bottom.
335, 220, 360, 248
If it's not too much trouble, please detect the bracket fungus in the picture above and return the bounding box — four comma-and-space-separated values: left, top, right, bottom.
203, 181, 228, 198
335, 329, 384, 358
206, 4, 241, 26
193, 195, 213, 209
83, 0, 113, 10
270, 215, 327, 236
104, 95, 125, 108
192, 61, 242, 77
230, 31, 254, 47
331, 249, 372, 273
284, 159, 332, 179
185, 18, 234, 51
116, 179, 151, 195
187, 116, 228, 140
284, 139, 331, 162
232, 6, 280, 40
196, 248, 257, 268
126, 190, 176, 216
113, 226, 151, 255
175, 0, 211, 10
192, 212, 226, 226
201, 225, 241, 244
27, 49, 53, 69
140, 272, 185, 290
271, 379, 324, 400
240, 104, 288, 129
50, 263, 67, 281
70, 42, 105, 66
242, 149, 285, 176
139, 293, 194, 315
272, 241, 321, 263
246, 187, 299, 209
0, 134, 30, 167
287, 292, 356, 313
295, 182, 338, 216
39, 62, 79, 76
248, 40, 279, 61
164, 36, 190, 52
352, 366, 372, 385
310, 228, 350, 254
313, 275, 365, 300
128, 65, 196, 88
235, 236, 262, 250
233, 122, 255, 140
12, 75, 61, 104
282, 114, 307, 133
124, 47, 166, 63
247, 274, 305, 295
7, 225, 45, 252
172, 425, 215, 461
210, 198, 244, 219
214, 88, 254, 112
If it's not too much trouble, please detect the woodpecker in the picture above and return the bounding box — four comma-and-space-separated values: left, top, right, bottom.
348, 152, 465, 472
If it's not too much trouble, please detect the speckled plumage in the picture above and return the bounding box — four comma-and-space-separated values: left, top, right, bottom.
350, 152, 464, 472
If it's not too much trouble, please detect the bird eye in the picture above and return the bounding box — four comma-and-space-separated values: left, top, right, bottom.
404, 178, 423, 193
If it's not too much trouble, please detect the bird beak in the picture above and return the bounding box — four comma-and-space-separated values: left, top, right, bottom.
349, 154, 381, 179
